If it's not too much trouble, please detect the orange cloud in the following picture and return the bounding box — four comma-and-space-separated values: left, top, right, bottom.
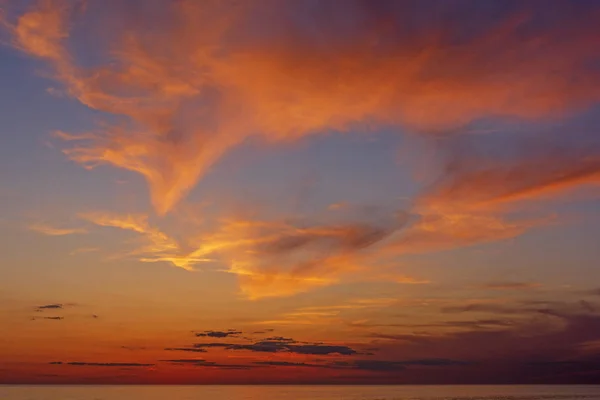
386, 212, 541, 255
77, 209, 404, 297
6, 1, 600, 214
419, 151, 600, 213
28, 223, 87, 236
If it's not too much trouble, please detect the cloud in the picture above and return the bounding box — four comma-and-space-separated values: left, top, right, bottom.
35, 303, 63, 311
386, 211, 542, 256
121, 346, 147, 351
252, 329, 275, 334
69, 247, 100, 255
192, 336, 357, 356
385, 129, 600, 256
6, 1, 600, 215
49, 362, 154, 367
441, 303, 525, 315
160, 359, 255, 370
164, 347, 207, 353
328, 202, 347, 211
253, 361, 323, 368
420, 135, 600, 213
79, 210, 406, 297
8, 0, 600, 302
192, 343, 231, 349
481, 281, 542, 290
393, 276, 431, 284
252, 358, 469, 372
79, 211, 203, 270
28, 223, 87, 236
332, 358, 470, 372
195, 329, 242, 338
33, 316, 64, 321
369, 301, 600, 370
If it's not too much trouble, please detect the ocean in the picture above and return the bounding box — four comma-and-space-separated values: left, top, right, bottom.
0, 385, 599, 400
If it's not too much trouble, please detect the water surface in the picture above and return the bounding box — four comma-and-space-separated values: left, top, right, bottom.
1, 385, 600, 400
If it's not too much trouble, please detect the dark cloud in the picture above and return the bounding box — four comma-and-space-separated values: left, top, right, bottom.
160, 359, 256, 370
253, 358, 469, 372
252, 329, 275, 334
49, 362, 153, 367
332, 358, 469, 372
253, 361, 323, 368
442, 299, 598, 318
121, 346, 147, 351
263, 336, 296, 343
35, 304, 63, 310
31, 316, 64, 321
192, 337, 357, 355
193, 343, 231, 349
441, 303, 525, 314
368, 333, 433, 344
367, 303, 600, 383
257, 222, 403, 257
195, 329, 242, 338
284, 344, 357, 356
527, 358, 600, 378
230, 341, 357, 355
164, 347, 207, 353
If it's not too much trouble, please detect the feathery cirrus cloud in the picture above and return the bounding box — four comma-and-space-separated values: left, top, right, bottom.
5, 0, 600, 216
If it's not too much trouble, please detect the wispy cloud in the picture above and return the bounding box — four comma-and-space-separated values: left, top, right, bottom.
28, 223, 87, 236
77, 209, 406, 297
481, 281, 542, 290
5, 1, 600, 215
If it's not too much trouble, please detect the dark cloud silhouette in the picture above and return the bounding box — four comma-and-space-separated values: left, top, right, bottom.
49, 362, 153, 367
121, 346, 147, 351
192, 337, 357, 355
35, 304, 63, 311
193, 343, 231, 349
32, 316, 64, 321
284, 344, 357, 356
252, 358, 469, 372
230, 341, 357, 355
160, 359, 255, 370
367, 303, 600, 383
253, 361, 323, 368
263, 337, 296, 343
164, 347, 207, 353
195, 329, 242, 338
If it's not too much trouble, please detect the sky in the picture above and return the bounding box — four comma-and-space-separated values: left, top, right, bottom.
1, 0, 600, 385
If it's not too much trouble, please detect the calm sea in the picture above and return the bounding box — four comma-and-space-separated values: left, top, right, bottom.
0, 385, 599, 400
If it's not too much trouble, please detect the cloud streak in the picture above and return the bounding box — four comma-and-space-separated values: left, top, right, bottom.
28, 223, 87, 236
49, 362, 154, 367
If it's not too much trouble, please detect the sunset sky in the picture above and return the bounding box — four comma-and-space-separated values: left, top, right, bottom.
1, 0, 600, 384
